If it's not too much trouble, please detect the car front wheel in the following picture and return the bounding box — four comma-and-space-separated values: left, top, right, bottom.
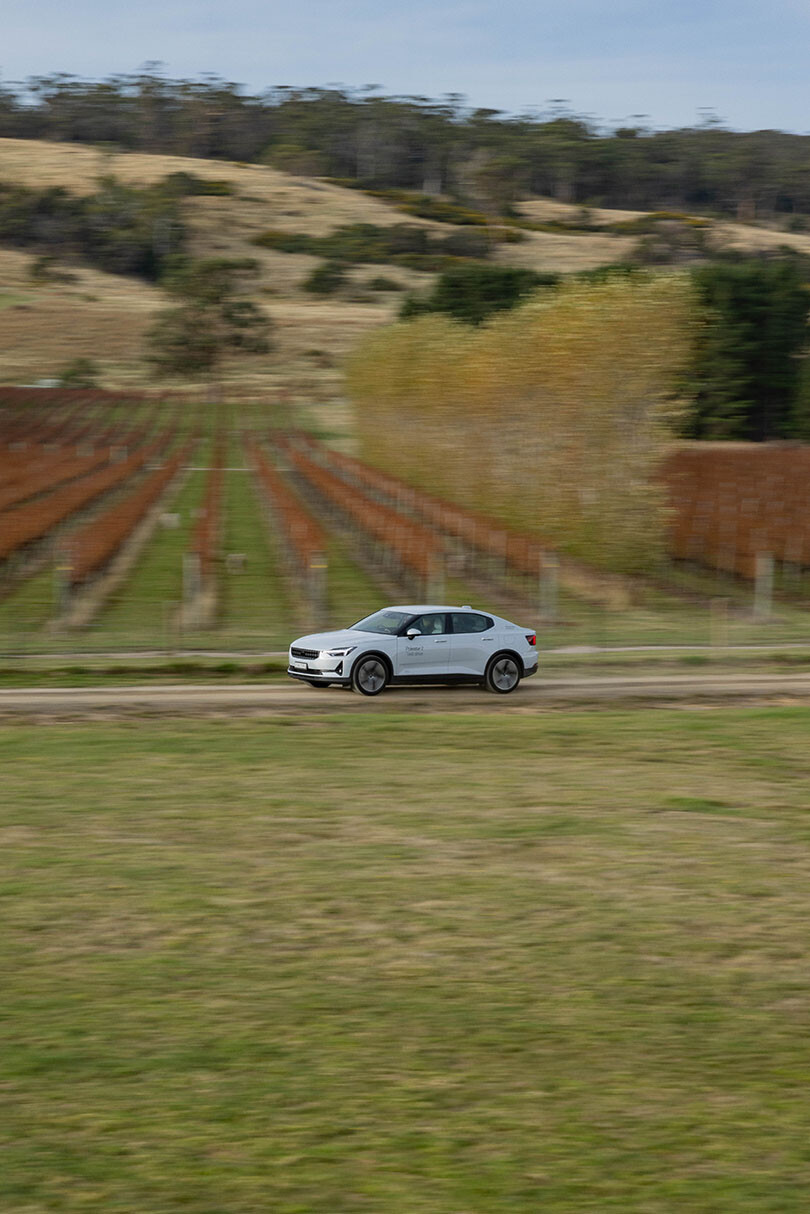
485, 654, 521, 694
351, 655, 388, 696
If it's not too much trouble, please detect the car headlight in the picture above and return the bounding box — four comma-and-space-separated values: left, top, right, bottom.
325, 646, 356, 657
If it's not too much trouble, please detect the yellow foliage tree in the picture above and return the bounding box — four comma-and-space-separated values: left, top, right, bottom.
347, 274, 696, 573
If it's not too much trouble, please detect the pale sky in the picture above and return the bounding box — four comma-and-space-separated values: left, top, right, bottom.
2, 0, 810, 132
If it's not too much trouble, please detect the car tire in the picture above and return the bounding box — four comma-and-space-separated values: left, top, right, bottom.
351, 655, 388, 696
484, 653, 521, 694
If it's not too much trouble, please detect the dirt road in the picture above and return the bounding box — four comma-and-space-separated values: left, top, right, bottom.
2, 672, 810, 718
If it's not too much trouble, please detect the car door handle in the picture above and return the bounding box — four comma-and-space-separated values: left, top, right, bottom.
434, 639, 449, 644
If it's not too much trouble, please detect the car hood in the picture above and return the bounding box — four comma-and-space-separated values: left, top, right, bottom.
290, 628, 385, 650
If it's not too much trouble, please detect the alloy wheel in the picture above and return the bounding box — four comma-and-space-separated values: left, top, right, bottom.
490, 657, 519, 692
356, 658, 387, 695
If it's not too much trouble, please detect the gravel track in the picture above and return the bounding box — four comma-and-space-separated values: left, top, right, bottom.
2, 672, 810, 718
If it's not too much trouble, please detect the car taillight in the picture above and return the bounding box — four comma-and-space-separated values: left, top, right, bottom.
526, 634, 536, 646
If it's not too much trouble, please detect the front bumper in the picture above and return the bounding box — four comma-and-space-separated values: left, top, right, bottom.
287, 667, 350, 685
287, 651, 351, 684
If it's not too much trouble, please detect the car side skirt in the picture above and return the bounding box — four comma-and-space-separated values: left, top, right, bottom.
390, 673, 485, 685
392, 667, 538, 684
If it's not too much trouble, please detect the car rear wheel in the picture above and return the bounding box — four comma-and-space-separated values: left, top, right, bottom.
485, 654, 521, 694
351, 655, 388, 696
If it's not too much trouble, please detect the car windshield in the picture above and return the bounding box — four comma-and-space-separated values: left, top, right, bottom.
351, 609, 411, 635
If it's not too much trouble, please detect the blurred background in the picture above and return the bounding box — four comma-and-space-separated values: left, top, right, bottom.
1, 86, 809, 659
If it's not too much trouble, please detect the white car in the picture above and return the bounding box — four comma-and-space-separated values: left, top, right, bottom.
287, 605, 538, 695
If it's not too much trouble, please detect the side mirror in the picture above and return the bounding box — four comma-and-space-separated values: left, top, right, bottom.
406, 628, 422, 639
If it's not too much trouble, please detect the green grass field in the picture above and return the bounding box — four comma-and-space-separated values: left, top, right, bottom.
3, 707, 810, 1211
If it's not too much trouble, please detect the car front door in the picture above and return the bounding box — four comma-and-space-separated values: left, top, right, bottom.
396, 612, 451, 677
449, 612, 496, 675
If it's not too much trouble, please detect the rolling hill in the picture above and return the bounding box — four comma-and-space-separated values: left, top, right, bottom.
3, 135, 810, 417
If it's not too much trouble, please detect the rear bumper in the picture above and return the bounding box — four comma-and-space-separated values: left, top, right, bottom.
522, 662, 539, 679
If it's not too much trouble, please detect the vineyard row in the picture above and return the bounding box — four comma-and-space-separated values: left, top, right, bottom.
0, 430, 177, 564
67, 436, 193, 587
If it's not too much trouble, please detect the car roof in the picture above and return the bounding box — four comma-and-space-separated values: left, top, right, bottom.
357, 605, 526, 629
384, 604, 477, 613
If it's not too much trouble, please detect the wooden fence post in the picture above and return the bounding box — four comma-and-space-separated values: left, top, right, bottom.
753, 552, 774, 621
783, 535, 803, 594
308, 554, 328, 628
427, 552, 445, 605
540, 552, 559, 624
54, 544, 73, 615
710, 597, 730, 648
183, 552, 201, 605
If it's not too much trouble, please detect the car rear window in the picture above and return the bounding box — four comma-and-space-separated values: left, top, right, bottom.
451, 612, 493, 634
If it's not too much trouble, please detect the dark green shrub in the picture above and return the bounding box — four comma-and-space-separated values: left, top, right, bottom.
57, 357, 99, 388
252, 228, 314, 254
252, 222, 491, 269
303, 260, 347, 294
490, 227, 527, 244
400, 264, 557, 325
396, 195, 490, 225
28, 254, 74, 283
0, 178, 186, 281
161, 172, 235, 196
608, 210, 712, 234
160, 255, 260, 300
440, 228, 491, 258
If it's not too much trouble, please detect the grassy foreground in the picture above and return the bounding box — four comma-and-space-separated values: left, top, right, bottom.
3, 709, 810, 1212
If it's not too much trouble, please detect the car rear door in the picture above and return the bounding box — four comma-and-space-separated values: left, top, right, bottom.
395, 612, 451, 676
449, 612, 496, 675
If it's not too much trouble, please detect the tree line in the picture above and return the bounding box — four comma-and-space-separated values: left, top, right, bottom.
4, 74, 810, 220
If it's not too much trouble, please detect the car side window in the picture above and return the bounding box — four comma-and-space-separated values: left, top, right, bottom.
450, 612, 493, 634
408, 613, 447, 636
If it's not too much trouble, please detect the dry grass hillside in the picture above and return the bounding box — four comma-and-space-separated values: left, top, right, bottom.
3, 136, 810, 409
